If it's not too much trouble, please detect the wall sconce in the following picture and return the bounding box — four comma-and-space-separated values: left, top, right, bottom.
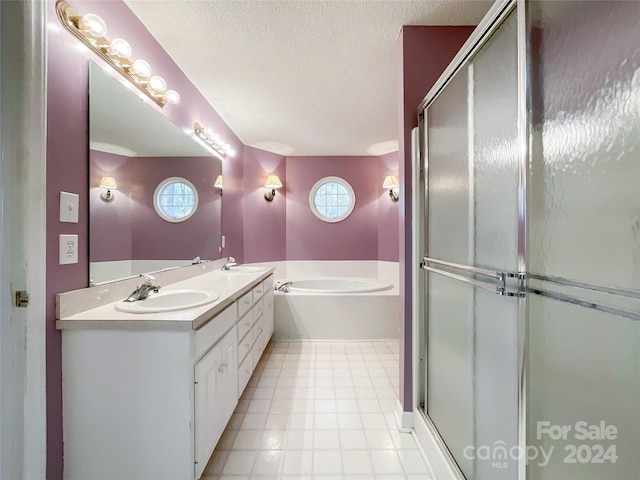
214, 175, 223, 195
99, 176, 118, 202
264, 175, 283, 201
55, 1, 179, 107
383, 175, 399, 201
194, 122, 236, 160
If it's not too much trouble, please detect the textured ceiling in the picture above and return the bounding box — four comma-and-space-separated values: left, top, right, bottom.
124, 0, 491, 156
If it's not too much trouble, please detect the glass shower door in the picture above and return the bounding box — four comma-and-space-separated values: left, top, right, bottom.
423, 10, 520, 480
527, 1, 640, 479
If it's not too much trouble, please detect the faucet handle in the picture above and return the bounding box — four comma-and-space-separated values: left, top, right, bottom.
142, 274, 156, 286
228, 256, 236, 263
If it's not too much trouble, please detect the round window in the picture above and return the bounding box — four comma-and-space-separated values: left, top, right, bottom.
309, 176, 356, 223
153, 177, 198, 223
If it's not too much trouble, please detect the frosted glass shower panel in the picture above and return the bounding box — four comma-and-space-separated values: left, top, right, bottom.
426, 273, 474, 478
528, 0, 640, 290
427, 69, 471, 265
471, 12, 519, 272
528, 295, 640, 480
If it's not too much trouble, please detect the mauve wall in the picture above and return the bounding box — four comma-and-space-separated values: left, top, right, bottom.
396, 26, 474, 412
90, 150, 222, 262
286, 155, 380, 260
46, 1, 242, 477
241, 149, 399, 263
242, 146, 287, 263
377, 151, 400, 262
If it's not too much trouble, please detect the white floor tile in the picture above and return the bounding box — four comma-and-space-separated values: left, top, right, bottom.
203, 340, 432, 480
313, 450, 342, 475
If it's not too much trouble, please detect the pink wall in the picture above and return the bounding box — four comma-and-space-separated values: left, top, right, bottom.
285, 156, 380, 260
396, 26, 474, 412
378, 151, 400, 262
242, 146, 287, 263
46, 1, 242, 477
90, 151, 222, 262
241, 150, 400, 263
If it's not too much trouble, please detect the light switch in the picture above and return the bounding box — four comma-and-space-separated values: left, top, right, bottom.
59, 234, 78, 265
60, 192, 79, 223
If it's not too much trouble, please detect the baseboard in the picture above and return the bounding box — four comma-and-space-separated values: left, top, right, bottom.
394, 400, 414, 433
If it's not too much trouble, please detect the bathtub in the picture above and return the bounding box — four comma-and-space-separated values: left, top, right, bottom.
285, 278, 393, 294
274, 276, 399, 340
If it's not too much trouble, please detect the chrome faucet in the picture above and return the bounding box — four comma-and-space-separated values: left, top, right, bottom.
124, 275, 161, 302
274, 281, 293, 293
221, 256, 238, 271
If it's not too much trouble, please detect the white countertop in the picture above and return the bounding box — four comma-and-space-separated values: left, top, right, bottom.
56, 267, 275, 331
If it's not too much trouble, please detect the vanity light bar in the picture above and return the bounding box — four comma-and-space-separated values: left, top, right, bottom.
194, 122, 236, 159
55, 1, 179, 108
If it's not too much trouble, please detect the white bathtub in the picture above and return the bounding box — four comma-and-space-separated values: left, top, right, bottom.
274, 276, 399, 340
286, 278, 393, 294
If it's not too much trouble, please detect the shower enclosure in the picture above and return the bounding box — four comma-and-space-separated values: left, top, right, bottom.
414, 1, 640, 479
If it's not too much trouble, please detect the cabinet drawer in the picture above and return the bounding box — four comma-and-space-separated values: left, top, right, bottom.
251, 316, 264, 345
237, 311, 253, 341
194, 304, 236, 359
237, 332, 252, 364
263, 274, 275, 292
252, 298, 264, 324
237, 291, 252, 318
238, 353, 252, 397
252, 281, 264, 301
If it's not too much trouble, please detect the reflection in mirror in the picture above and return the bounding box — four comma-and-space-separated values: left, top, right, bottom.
89, 62, 222, 285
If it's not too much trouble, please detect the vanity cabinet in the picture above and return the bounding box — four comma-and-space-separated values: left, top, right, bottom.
194, 326, 237, 479
237, 276, 274, 396
59, 273, 275, 480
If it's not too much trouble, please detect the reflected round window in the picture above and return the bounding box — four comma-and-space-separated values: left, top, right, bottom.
153, 177, 198, 223
309, 176, 356, 223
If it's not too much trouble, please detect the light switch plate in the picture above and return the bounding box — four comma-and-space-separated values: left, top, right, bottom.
59, 234, 78, 265
59, 192, 79, 223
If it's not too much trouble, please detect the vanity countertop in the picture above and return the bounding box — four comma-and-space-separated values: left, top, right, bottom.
56, 267, 275, 332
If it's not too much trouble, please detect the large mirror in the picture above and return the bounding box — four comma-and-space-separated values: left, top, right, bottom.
89, 62, 222, 285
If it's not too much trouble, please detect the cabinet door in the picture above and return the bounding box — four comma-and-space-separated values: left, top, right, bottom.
194, 342, 221, 479
219, 327, 238, 423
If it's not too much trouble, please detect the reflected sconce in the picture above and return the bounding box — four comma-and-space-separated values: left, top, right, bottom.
55, 1, 179, 107
214, 175, 223, 195
194, 122, 236, 160
383, 175, 399, 201
99, 176, 118, 202
264, 175, 283, 201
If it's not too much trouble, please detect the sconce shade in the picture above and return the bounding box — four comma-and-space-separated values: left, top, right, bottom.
214, 175, 223, 189
264, 175, 283, 189
99, 176, 118, 189
382, 176, 399, 189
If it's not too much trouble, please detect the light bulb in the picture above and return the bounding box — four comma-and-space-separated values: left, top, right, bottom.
109, 38, 132, 59
165, 90, 180, 104
228, 148, 236, 157
80, 14, 107, 38
132, 59, 151, 78
149, 76, 166, 92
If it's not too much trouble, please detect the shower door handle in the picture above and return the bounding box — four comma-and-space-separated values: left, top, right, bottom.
420, 256, 525, 297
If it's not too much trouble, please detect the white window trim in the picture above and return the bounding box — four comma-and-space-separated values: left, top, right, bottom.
153, 177, 199, 223
308, 176, 356, 223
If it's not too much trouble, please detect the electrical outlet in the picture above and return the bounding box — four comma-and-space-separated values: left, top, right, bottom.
59, 234, 78, 265
59, 192, 79, 223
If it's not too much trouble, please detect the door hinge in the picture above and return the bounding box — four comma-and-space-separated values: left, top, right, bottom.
15, 290, 29, 307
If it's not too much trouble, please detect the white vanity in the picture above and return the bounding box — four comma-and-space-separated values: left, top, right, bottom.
56, 262, 275, 480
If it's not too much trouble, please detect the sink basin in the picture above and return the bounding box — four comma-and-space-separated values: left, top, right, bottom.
218, 266, 267, 274
114, 289, 219, 314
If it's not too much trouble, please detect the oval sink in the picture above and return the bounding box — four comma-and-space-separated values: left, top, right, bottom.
114, 289, 219, 314
218, 266, 267, 274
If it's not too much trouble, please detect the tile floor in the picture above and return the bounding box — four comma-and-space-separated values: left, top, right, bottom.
202, 340, 432, 480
